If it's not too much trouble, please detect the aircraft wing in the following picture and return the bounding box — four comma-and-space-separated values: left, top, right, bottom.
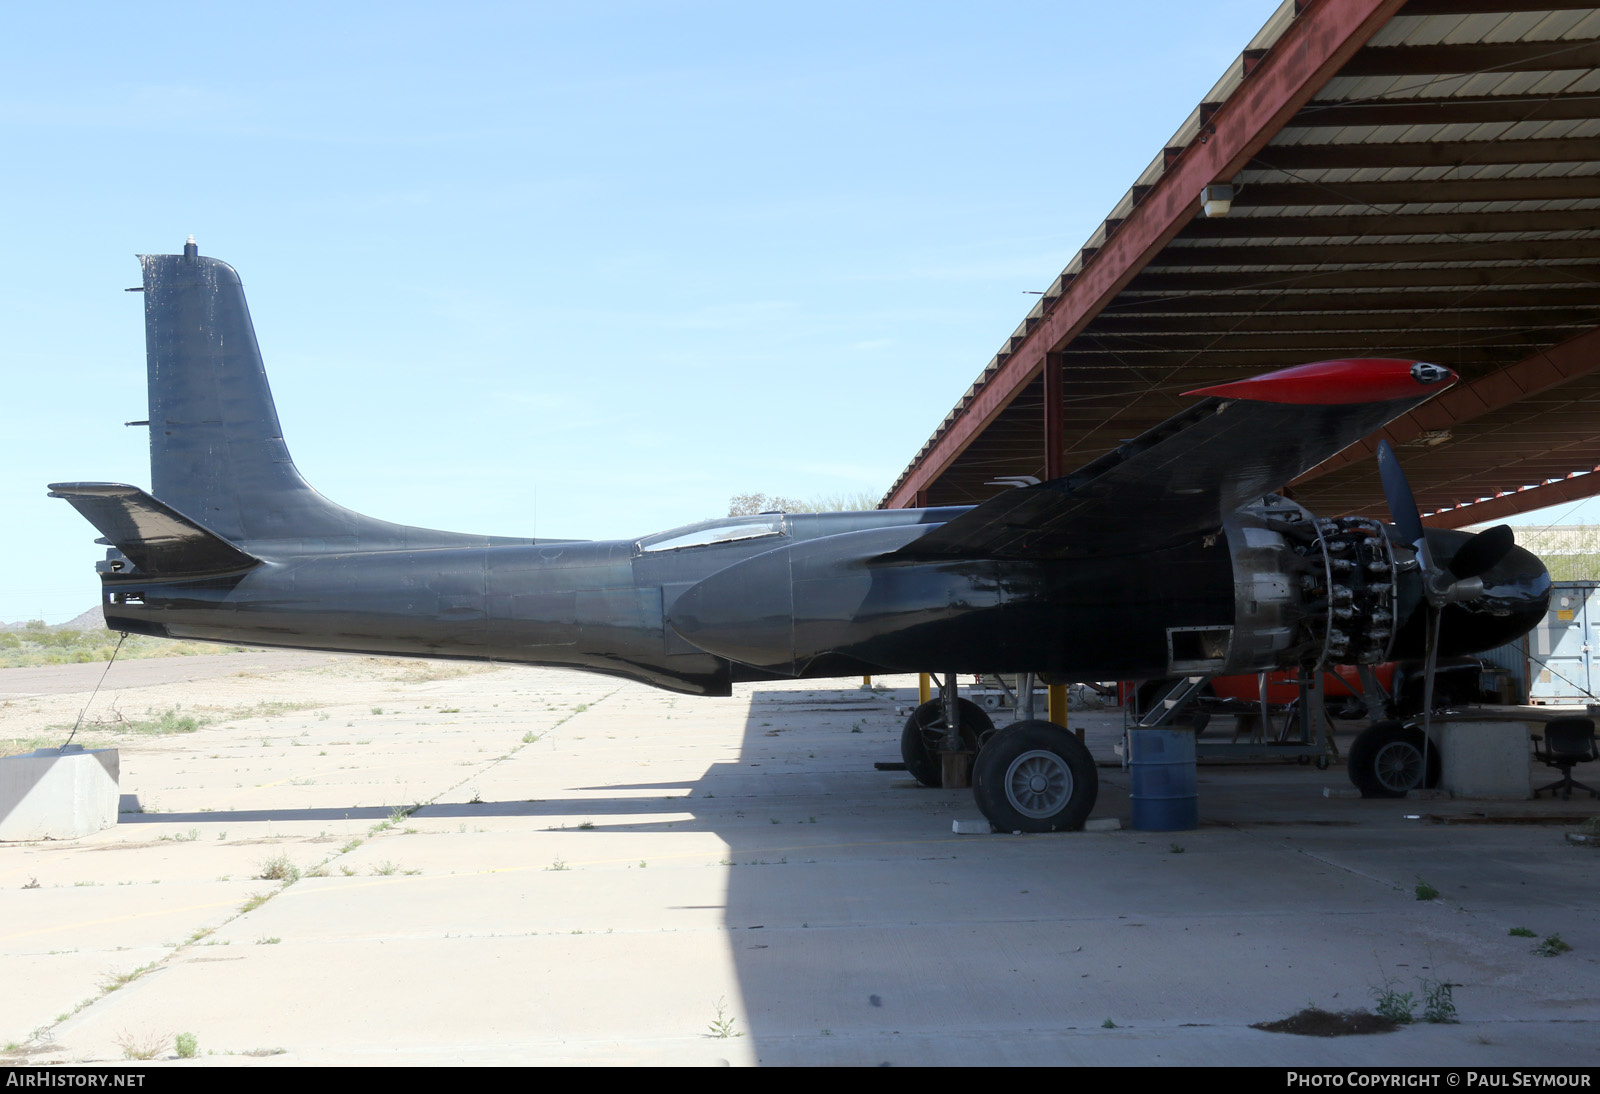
48, 482, 261, 576
890, 359, 1455, 562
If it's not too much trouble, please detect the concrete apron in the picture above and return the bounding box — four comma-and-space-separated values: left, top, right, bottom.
0, 659, 1596, 1066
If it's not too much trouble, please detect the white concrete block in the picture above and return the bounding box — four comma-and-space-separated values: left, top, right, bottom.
951, 819, 992, 834
0, 747, 120, 841
1083, 817, 1121, 832
1438, 720, 1532, 800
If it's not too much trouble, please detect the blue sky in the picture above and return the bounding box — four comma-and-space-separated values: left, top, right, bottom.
4, 2, 1592, 625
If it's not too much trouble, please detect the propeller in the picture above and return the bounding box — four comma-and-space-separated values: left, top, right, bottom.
1449, 522, 1515, 581
1374, 439, 1518, 759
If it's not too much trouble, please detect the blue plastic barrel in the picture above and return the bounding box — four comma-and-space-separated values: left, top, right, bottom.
1128, 729, 1199, 831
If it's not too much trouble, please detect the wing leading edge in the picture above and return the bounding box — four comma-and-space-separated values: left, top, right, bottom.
891, 359, 1456, 563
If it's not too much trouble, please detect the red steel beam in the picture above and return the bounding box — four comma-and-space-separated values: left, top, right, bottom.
1294, 325, 1600, 483
887, 0, 1407, 509
1423, 467, 1600, 530
1044, 351, 1065, 479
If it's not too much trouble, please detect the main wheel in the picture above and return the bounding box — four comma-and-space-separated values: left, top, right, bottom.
1347, 721, 1441, 799
971, 720, 1099, 832
900, 699, 995, 788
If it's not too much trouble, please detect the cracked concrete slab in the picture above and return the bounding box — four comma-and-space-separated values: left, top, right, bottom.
2, 653, 1597, 1066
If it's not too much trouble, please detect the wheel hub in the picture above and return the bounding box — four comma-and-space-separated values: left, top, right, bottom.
1004, 749, 1074, 819
1374, 740, 1423, 791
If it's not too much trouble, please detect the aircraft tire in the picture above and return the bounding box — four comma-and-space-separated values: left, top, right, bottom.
971, 720, 1098, 832
900, 699, 993, 788
1347, 720, 1440, 799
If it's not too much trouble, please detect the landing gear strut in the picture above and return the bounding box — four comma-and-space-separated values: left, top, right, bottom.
900, 696, 993, 788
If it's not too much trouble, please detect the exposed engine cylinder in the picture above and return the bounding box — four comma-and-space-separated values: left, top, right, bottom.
1300, 515, 1399, 666
1221, 497, 1397, 676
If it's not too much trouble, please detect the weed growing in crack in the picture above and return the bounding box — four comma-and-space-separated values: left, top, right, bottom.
1535, 934, 1573, 957
100, 963, 157, 994
1420, 977, 1458, 1024
257, 853, 300, 883
1370, 975, 1416, 1024
114, 1030, 168, 1060
707, 997, 742, 1039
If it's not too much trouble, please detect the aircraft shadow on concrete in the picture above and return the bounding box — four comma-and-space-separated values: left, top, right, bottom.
116, 688, 916, 834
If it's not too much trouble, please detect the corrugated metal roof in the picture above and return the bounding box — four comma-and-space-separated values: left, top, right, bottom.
887, 0, 1600, 528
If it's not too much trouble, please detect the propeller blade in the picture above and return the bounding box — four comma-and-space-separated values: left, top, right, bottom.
1448, 523, 1515, 580
1375, 440, 1434, 573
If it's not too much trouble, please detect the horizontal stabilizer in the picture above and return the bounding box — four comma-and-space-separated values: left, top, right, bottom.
47, 483, 261, 576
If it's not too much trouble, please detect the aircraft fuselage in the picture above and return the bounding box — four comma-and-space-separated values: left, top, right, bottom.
94, 499, 1548, 697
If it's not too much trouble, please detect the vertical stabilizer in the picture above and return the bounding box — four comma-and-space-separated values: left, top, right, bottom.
141, 243, 322, 545
139, 244, 533, 553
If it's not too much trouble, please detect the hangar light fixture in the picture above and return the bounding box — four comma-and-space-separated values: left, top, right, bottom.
1201, 184, 1233, 218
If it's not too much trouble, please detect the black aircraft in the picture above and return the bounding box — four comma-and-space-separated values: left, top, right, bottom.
52, 243, 1551, 831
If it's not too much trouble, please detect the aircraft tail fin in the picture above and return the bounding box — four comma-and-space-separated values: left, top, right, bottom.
133, 242, 534, 554
47, 482, 261, 576
138, 242, 370, 548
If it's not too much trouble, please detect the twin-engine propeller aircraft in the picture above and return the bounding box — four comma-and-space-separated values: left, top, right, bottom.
52, 243, 1551, 831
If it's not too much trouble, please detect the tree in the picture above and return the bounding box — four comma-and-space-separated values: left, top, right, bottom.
727, 490, 882, 517
727, 492, 804, 517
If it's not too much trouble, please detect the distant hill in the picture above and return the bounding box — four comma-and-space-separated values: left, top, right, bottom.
1, 607, 104, 633
59, 606, 105, 630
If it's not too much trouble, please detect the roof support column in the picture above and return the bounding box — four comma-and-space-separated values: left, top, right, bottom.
1045, 352, 1065, 481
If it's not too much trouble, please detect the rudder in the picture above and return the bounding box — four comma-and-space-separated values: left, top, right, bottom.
137, 241, 535, 555
141, 240, 358, 546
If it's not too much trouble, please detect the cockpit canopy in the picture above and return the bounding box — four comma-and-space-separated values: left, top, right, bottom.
637, 514, 788, 554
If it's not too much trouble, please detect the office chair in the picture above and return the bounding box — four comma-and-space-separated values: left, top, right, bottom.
1532, 718, 1599, 801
